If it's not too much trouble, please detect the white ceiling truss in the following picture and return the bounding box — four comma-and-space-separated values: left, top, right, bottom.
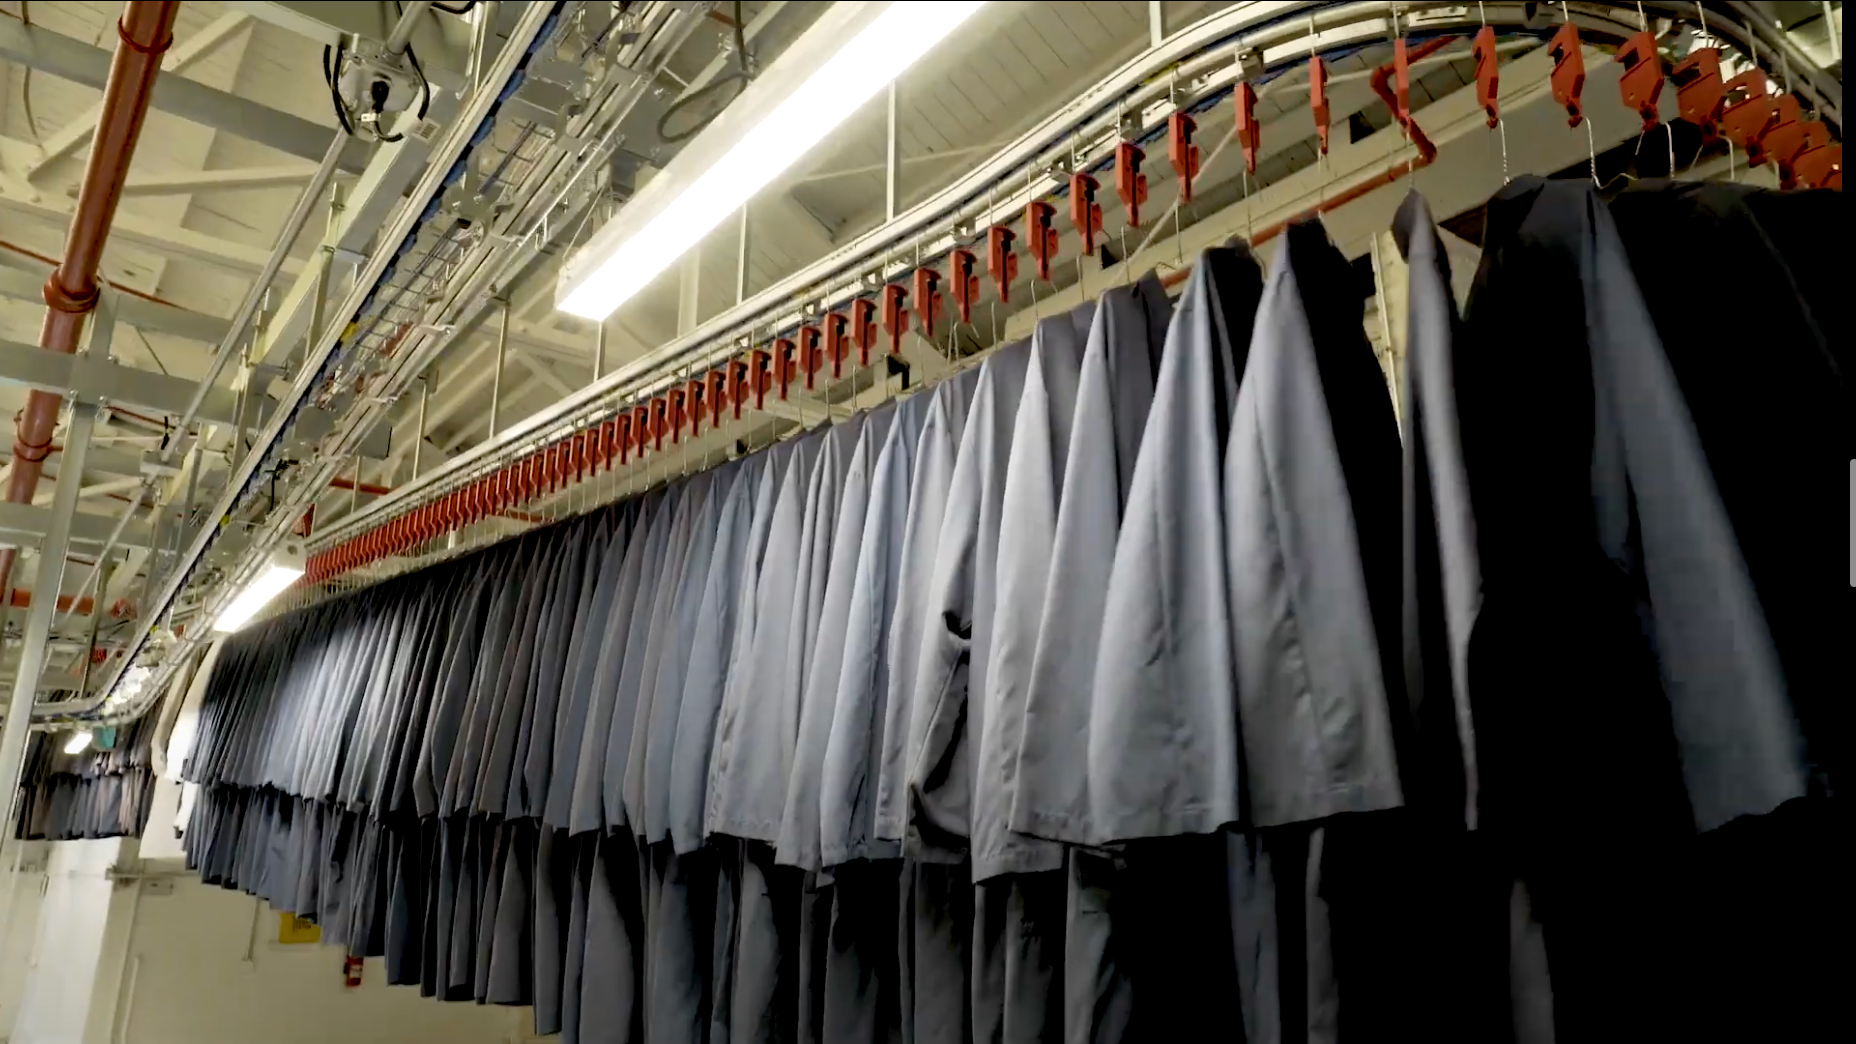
0, 1, 1836, 725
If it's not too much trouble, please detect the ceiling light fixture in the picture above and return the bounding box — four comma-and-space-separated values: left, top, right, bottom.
556, 0, 988, 320
63, 731, 93, 755
212, 546, 306, 633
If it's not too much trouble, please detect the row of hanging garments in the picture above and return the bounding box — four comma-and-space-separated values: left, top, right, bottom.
174, 177, 1843, 1044
13, 714, 158, 842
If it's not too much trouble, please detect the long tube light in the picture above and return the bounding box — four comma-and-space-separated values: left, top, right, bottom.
557, 0, 988, 320
212, 548, 305, 633
63, 730, 93, 755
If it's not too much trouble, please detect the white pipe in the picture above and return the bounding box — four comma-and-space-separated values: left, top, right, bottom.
30, 477, 144, 508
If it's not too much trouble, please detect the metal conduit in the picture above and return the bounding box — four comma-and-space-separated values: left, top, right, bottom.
66, 0, 566, 724
0, 2, 180, 615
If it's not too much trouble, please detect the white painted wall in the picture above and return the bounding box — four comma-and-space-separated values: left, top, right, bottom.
6, 838, 131, 1044
115, 874, 527, 1044
0, 842, 527, 1044
0, 842, 51, 1035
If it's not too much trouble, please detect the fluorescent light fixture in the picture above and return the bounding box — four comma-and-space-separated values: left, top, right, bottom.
63, 730, 93, 755
557, 0, 988, 320
213, 547, 305, 633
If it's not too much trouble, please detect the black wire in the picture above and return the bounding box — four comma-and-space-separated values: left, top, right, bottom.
18, 0, 40, 147
432, 1, 475, 13
404, 37, 432, 121
324, 43, 356, 137
582, 1, 637, 59
655, 1, 753, 144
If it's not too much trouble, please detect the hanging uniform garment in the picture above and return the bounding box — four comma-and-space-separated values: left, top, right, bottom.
671, 448, 782, 1044
967, 305, 1098, 1044
788, 414, 873, 1044
1456, 177, 1840, 1044
648, 468, 735, 1044
1225, 218, 1407, 828
621, 477, 710, 1040
1086, 246, 1261, 841
415, 568, 495, 820
1605, 186, 1844, 1043
575, 493, 674, 1040
604, 485, 685, 834
818, 391, 933, 869
709, 430, 825, 1044
779, 406, 894, 869
475, 534, 570, 1004
708, 430, 824, 842
1227, 218, 1432, 1044
1393, 191, 1482, 829
1391, 191, 1556, 1044
872, 369, 981, 846
903, 338, 1033, 856
1008, 276, 1170, 845
846, 368, 980, 1044
1078, 247, 1260, 1042
517, 519, 600, 1030
643, 467, 734, 844
670, 452, 775, 855
998, 277, 1170, 1044
1605, 180, 1847, 799
547, 506, 632, 832
519, 514, 602, 818
975, 304, 1092, 882
624, 473, 711, 835
782, 404, 902, 1044
898, 338, 1034, 1044
569, 492, 663, 835
815, 393, 932, 1044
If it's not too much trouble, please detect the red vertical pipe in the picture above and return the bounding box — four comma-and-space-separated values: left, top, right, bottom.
0, 2, 180, 606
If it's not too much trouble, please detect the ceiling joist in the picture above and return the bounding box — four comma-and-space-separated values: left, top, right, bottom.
23, 11, 255, 181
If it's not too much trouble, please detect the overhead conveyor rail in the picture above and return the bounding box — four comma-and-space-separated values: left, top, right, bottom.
78, 0, 1841, 729
303, 0, 1840, 563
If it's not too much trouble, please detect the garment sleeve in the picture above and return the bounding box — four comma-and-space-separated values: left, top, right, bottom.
873, 369, 978, 843
779, 409, 890, 870
974, 311, 1087, 879
1224, 223, 1404, 829
1011, 279, 1168, 843
1086, 253, 1257, 841
669, 456, 766, 853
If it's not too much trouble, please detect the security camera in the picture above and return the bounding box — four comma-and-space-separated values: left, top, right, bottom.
337, 52, 426, 124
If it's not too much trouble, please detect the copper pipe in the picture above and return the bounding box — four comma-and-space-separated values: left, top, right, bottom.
0, 2, 179, 611
328, 475, 396, 497
6, 590, 133, 618
0, 239, 191, 311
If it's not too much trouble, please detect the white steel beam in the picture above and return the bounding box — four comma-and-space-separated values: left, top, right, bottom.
0, 502, 159, 553
24, 12, 254, 180
0, 264, 232, 345
0, 15, 368, 174
110, 16, 263, 305
442, 374, 539, 454
0, 185, 305, 277
225, 0, 473, 90
30, 478, 144, 509
514, 354, 577, 400
248, 99, 460, 372
119, 164, 325, 198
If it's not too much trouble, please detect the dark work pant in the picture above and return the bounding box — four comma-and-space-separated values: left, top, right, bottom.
823, 859, 903, 1044
908, 860, 973, 1044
